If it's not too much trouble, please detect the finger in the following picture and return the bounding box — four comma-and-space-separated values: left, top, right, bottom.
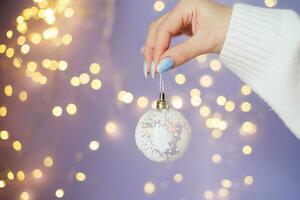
143, 14, 168, 77
153, 7, 189, 67
157, 34, 208, 73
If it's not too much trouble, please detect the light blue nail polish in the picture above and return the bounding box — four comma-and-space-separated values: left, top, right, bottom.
150, 62, 155, 79
157, 57, 174, 73
143, 61, 148, 78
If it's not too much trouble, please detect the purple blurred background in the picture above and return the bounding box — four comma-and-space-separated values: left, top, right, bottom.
0, 0, 300, 199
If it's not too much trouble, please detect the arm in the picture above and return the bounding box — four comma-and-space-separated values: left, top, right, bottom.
220, 4, 300, 138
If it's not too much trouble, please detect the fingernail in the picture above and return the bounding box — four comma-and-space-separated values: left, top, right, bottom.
150, 62, 155, 79
143, 61, 148, 78
157, 57, 174, 73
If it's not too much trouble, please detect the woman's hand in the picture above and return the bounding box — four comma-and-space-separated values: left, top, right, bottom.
143, 0, 232, 78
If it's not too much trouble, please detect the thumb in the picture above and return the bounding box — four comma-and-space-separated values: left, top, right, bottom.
157, 34, 209, 73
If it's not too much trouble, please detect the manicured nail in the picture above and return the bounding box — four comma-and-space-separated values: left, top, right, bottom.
150, 62, 155, 79
143, 61, 148, 78
157, 57, 174, 73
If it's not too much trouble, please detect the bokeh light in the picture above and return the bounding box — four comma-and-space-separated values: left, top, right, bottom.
89, 63, 101, 74
52, 106, 63, 117
175, 73, 186, 85
90, 79, 102, 90
265, 0, 277, 7
32, 169, 43, 179
7, 171, 14, 180
199, 74, 213, 88
66, 103, 77, 115
89, 140, 100, 151
211, 153, 222, 164
75, 172, 86, 182
17, 171, 25, 181
153, 1, 165, 12
44, 156, 54, 167
12, 140, 22, 151
144, 181, 155, 194
55, 189, 64, 198
244, 176, 254, 185
137, 96, 149, 108
0, 130, 9, 140
204, 190, 214, 200
20, 192, 30, 200
173, 173, 183, 183
171, 95, 183, 109
210, 59, 222, 71
242, 145, 253, 155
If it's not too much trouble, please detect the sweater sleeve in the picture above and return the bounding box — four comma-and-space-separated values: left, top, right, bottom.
219, 3, 300, 139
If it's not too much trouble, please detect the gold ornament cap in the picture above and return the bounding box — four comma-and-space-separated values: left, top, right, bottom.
156, 92, 169, 109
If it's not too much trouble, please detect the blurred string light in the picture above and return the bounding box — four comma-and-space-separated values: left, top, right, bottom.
173, 173, 183, 183
224, 100, 235, 112
105, 121, 118, 138
117, 90, 134, 104
0, 180, 6, 188
190, 88, 202, 107
4, 85, 13, 96
137, 96, 149, 108
241, 84, 252, 96
52, 106, 63, 117
19, 90, 28, 102
244, 175, 254, 185
0, 130, 9, 140
89, 140, 100, 151
240, 121, 257, 136
89, 63, 101, 74
44, 156, 54, 167
79, 73, 90, 84
204, 190, 214, 200
196, 54, 207, 63
12, 140, 22, 151
209, 59, 222, 72
55, 188, 65, 198
199, 105, 211, 118
242, 145, 253, 155
171, 95, 183, 109
90, 79, 102, 90
221, 179, 232, 189
190, 88, 201, 97
20, 191, 30, 200
16, 171, 26, 181
240, 101, 252, 112
6, 30, 13, 39
153, 0, 165, 12
32, 169, 43, 179
199, 74, 213, 88
218, 188, 229, 198
216, 96, 226, 106
175, 73, 186, 85
70, 62, 102, 90
144, 181, 155, 194
66, 103, 77, 116
211, 153, 222, 164
75, 172, 86, 182
7, 171, 14, 180
265, 0, 277, 7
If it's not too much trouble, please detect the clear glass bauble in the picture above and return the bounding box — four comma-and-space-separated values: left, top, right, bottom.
135, 107, 191, 163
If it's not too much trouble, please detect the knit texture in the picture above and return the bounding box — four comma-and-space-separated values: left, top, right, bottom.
220, 3, 300, 138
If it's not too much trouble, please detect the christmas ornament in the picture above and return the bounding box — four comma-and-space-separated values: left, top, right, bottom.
135, 74, 191, 162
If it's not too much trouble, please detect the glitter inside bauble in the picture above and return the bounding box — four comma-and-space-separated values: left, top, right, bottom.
135, 107, 191, 163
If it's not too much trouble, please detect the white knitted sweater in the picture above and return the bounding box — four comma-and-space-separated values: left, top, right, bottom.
220, 4, 300, 139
